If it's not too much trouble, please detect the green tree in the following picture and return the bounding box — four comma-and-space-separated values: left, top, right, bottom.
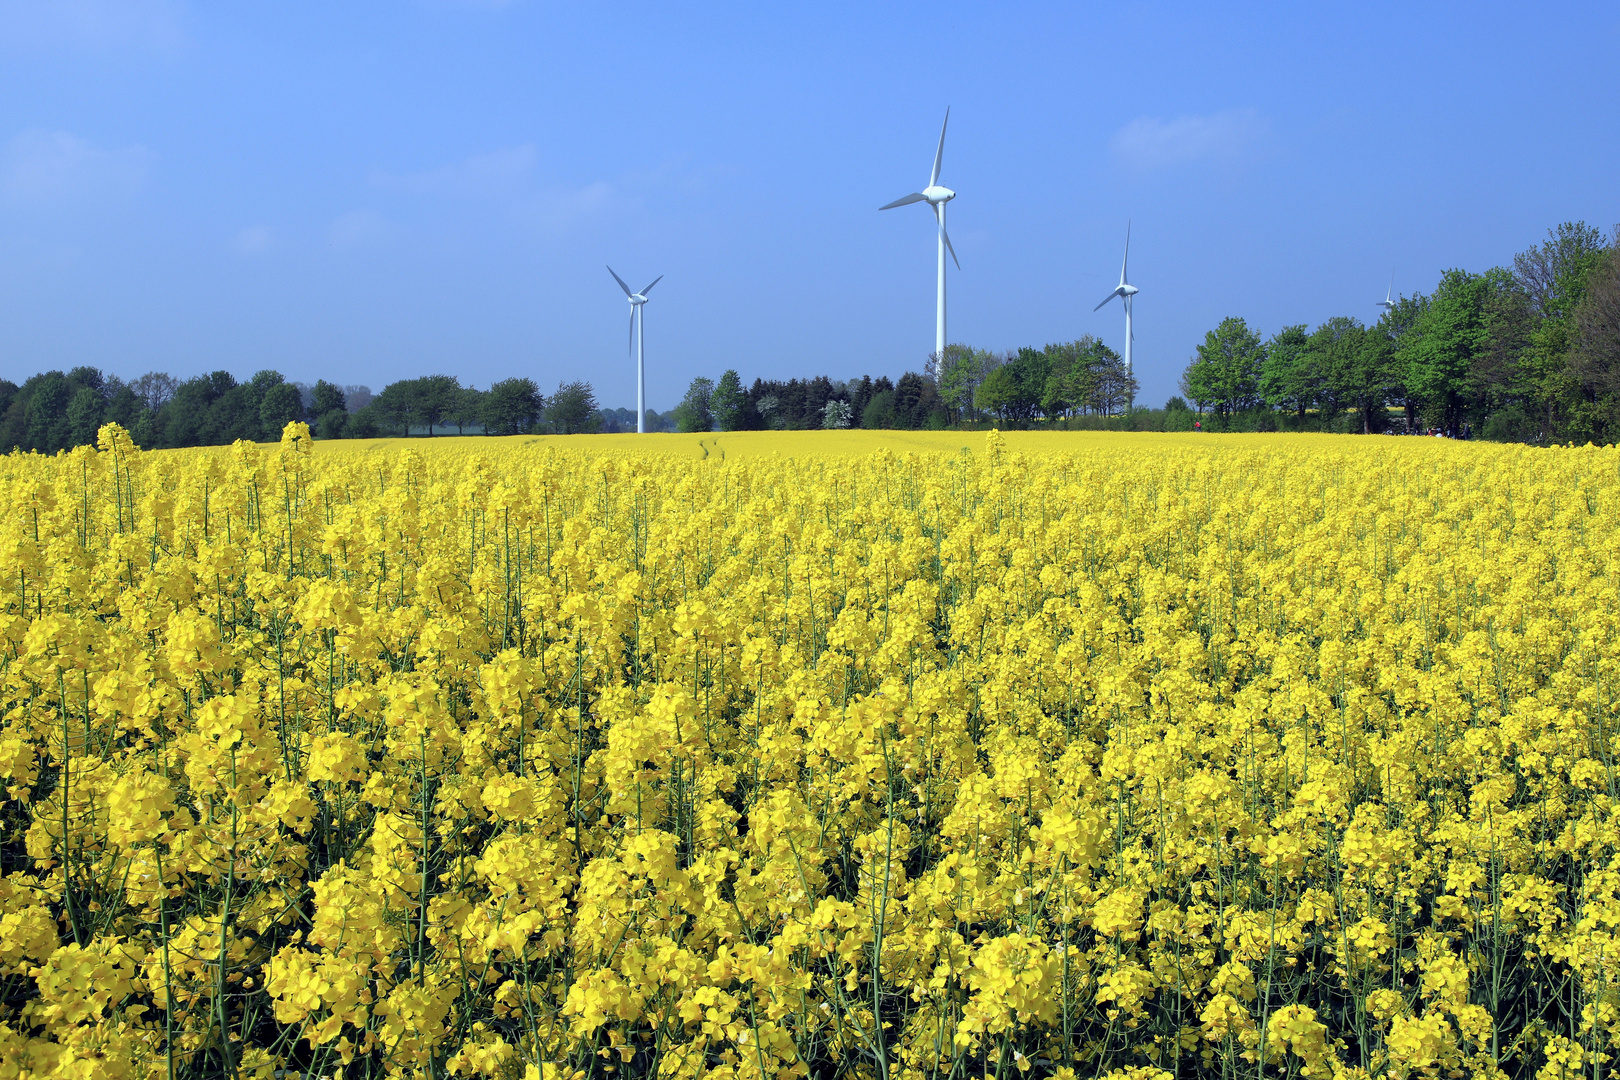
205, 384, 264, 443
972, 350, 1043, 420
712, 370, 747, 431
132, 407, 161, 448
415, 374, 462, 435
1067, 359, 1101, 416
674, 377, 714, 433
1378, 293, 1429, 431
1401, 270, 1493, 431
548, 380, 602, 434
346, 405, 382, 439
65, 386, 105, 448
1515, 221, 1608, 315
68, 366, 105, 394
891, 372, 936, 428
316, 409, 349, 440
162, 372, 236, 447
1302, 317, 1367, 424
1088, 351, 1138, 417
1565, 248, 1620, 443
242, 369, 290, 439
1471, 270, 1536, 425
1039, 342, 1080, 418
374, 380, 417, 435
482, 378, 543, 436
310, 381, 348, 439
931, 344, 986, 421
1259, 324, 1311, 419
105, 381, 144, 430
861, 390, 897, 429
1014, 348, 1052, 418
259, 382, 304, 438
311, 380, 346, 418
1078, 339, 1127, 416
974, 364, 1019, 421
450, 386, 485, 434
1183, 318, 1265, 418
1513, 222, 1612, 435
24, 372, 75, 451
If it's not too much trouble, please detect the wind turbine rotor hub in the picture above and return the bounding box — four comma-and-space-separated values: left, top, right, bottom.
1120, 284, 1139, 297
924, 185, 955, 204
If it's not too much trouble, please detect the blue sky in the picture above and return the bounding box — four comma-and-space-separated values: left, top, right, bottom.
2, 1, 1616, 412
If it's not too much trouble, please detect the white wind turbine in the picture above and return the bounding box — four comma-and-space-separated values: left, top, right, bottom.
1377, 270, 1397, 316
1094, 222, 1139, 376
880, 108, 959, 363
608, 266, 662, 434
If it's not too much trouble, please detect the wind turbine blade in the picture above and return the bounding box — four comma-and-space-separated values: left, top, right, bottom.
1094, 290, 1120, 312
607, 265, 633, 297
1120, 221, 1131, 286
879, 192, 928, 211
629, 309, 636, 355
934, 205, 960, 270
640, 275, 663, 295
929, 107, 950, 189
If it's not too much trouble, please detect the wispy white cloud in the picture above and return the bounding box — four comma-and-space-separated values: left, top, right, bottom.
328, 209, 391, 250
1110, 109, 1269, 171
375, 144, 621, 230
0, 0, 185, 52
377, 144, 539, 196
232, 225, 275, 255
0, 129, 153, 209
516, 180, 613, 230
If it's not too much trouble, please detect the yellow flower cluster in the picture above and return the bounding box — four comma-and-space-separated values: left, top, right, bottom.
1, 421, 1618, 1080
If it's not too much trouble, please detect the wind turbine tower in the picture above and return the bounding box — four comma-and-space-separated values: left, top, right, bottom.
1094, 223, 1139, 375
607, 266, 662, 433
880, 109, 959, 363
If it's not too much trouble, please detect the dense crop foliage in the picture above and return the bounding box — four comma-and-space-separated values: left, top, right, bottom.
2, 423, 1619, 1080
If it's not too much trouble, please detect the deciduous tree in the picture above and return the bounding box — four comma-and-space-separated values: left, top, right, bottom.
674, 377, 714, 433
712, 370, 748, 431
482, 378, 543, 436
1183, 318, 1265, 418
549, 380, 602, 434
1259, 324, 1311, 420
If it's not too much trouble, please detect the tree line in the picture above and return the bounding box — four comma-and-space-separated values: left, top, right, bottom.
667, 337, 1140, 433
2, 332, 1141, 454
7, 217, 1617, 450
1179, 220, 1620, 440
681, 220, 1620, 440
0, 369, 668, 454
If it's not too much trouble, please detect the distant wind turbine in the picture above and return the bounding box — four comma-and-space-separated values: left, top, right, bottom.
1377, 271, 1396, 315
608, 266, 662, 434
1094, 222, 1139, 376
880, 108, 959, 363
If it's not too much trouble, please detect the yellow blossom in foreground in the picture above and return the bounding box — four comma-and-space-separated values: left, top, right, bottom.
0, 422, 1616, 1078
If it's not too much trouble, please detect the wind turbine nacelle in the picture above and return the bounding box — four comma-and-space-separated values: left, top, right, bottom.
924, 185, 955, 204
1120, 284, 1139, 297
630, 295, 647, 305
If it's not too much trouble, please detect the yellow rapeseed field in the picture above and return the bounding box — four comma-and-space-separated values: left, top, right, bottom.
2, 422, 1618, 1080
